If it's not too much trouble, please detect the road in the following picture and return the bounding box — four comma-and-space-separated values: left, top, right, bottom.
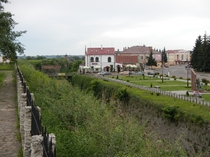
154, 65, 210, 81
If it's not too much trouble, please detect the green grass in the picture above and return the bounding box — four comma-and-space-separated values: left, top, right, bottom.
18, 61, 188, 157
0, 63, 14, 70
202, 94, 210, 102
110, 75, 210, 101
112, 75, 190, 90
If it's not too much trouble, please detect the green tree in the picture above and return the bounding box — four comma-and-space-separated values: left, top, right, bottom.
146, 50, 157, 68
0, 0, 26, 62
162, 47, 167, 63
191, 35, 202, 70
191, 33, 210, 72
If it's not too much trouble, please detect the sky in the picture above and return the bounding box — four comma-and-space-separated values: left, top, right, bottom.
4, 0, 210, 56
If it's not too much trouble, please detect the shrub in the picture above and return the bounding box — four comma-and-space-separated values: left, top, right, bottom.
202, 78, 209, 86
162, 106, 179, 121
186, 91, 189, 96
150, 83, 153, 88
115, 88, 130, 105
172, 75, 176, 80
116, 75, 119, 79
179, 77, 183, 79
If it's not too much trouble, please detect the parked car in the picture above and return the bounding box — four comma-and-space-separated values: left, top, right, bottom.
147, 71, 154, 75
103, 72, 111, 75
97, 71, 111, 75
137, 71, 143, 75
129, 71, 136, 75
119, 71, 129, 75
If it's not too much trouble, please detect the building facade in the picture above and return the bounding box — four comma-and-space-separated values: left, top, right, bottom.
166, 49, 191, 65
115, 46, 162, 70
85, 47, 122, 72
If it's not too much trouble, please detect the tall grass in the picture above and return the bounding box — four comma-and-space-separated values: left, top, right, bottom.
18, 60, 186, 157
0, 63, 14, 70
0, 72, 6, 87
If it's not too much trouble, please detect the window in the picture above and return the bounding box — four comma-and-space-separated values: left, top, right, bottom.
95, 57, 99, 62
108, 57, 111, 62
181, 54, 184, 60
186, 54, 188, 61
90, 57, 94, 62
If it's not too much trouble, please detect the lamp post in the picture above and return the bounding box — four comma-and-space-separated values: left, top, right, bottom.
186, 66, 190, 87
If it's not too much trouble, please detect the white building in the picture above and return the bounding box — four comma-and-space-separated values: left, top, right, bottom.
84, 47, 122, 72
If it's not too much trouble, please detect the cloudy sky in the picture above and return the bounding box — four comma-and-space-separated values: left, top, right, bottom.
4, 0, 210, 56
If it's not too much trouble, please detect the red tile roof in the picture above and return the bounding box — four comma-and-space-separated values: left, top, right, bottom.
115, 56, 138, 63
117, 46, 160, 54
86, 47, 115, 55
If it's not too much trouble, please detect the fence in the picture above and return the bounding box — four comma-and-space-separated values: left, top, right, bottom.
99, 76, 210, 107
16, 66, 56, 157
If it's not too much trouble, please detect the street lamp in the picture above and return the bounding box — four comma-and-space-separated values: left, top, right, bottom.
186, 66, 190, 87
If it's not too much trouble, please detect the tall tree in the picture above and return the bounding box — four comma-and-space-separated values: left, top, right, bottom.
0, 0, 26, 62
191, 35, 202, 70
146, 50, 157, 68
162, 47, 167, 63
191, 33, 210, 72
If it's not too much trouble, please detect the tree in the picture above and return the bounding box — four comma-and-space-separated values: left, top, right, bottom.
191, 35, 202, 70
191, 33, 210, 72
162, 47, 167, 63
0, 0, 26, 62
146, 50, 157, 68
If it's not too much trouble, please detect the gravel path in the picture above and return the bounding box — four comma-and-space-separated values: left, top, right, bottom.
0, 71, 21, 157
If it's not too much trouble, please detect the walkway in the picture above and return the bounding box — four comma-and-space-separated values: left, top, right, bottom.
0, 71, 20, 157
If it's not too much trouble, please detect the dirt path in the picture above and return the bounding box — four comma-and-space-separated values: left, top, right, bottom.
0, 71, 20, 157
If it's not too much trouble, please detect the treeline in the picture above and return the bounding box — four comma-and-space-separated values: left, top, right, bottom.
191, 32, 210, 72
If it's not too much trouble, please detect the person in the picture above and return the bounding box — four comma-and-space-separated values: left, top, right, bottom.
193, 91, 196, 97
198, 91, 202, 98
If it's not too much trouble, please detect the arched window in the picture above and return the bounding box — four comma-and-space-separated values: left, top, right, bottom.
90, 57, 94, 62
95, 57, 99, 62
108, 57, 111, 62
181, 54, 184, 60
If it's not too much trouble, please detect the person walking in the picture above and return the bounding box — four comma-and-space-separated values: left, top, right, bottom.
198, 91, 202, 98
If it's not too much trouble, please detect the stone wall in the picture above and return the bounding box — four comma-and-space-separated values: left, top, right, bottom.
16, 69, 56, 157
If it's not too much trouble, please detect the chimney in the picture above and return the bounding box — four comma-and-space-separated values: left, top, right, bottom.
148, 46, 153, 51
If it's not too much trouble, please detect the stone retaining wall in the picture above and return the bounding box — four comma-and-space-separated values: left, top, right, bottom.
16, 69, 56, 157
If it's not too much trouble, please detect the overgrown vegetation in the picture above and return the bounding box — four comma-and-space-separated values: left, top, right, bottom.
18, 60, 188, 157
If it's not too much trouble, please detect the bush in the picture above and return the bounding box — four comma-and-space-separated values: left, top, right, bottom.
172, 75, 176, 80
202, 78, 209, 86
179, 77, 183, 79
162, 106, 179, 121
